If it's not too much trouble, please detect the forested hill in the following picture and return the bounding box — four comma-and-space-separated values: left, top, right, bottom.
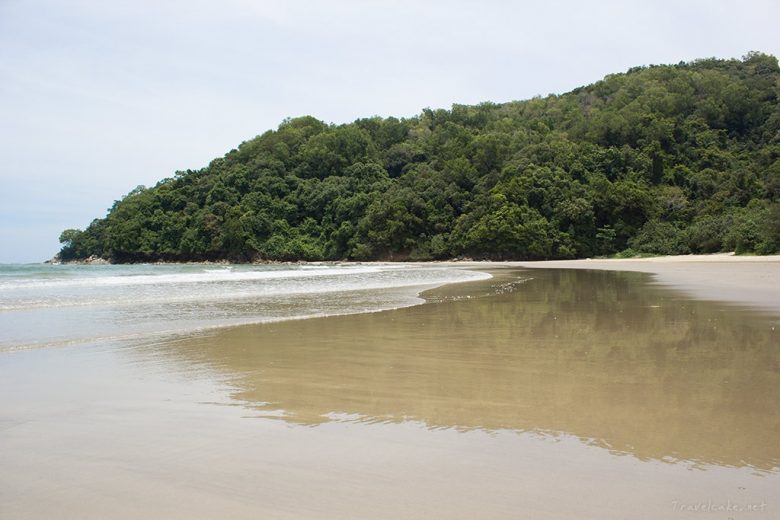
58, 53, 780, 263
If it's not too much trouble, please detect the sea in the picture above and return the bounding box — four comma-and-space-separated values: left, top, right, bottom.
0, 262, 490, 352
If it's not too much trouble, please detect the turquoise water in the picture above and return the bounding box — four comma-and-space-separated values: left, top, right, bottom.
0, 263, 490, 352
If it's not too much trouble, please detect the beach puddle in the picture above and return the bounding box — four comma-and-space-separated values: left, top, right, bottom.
152, 269, 780, 470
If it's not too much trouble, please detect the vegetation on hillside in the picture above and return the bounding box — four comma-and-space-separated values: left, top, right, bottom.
59, 53, 780, 262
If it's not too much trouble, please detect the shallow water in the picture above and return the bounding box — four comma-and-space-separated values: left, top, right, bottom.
146, 268, 780, 470
0, 263, 489, 351
1, 267, 778, 519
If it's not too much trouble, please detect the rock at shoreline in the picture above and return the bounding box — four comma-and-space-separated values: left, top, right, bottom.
46, 254, 110, 265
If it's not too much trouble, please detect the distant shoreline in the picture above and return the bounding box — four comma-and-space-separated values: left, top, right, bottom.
44, 252, 780, 265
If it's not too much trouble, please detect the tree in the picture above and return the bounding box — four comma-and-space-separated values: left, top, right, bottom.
56, 54, 780, 262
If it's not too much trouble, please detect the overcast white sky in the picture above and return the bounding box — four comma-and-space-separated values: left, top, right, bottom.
1, 0, 778, 263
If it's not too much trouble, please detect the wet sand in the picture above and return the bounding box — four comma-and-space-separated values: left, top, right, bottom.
1, 265, 779, 519
505, 253, 780, 314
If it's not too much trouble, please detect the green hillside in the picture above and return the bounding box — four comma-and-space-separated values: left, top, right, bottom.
58, 53, 780, 262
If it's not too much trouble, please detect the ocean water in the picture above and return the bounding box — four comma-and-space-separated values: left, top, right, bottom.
0, 263, 490, 352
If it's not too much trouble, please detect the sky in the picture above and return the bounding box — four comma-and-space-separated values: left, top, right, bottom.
1, 0, 779, 263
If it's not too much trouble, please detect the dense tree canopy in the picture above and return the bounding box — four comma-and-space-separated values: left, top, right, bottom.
59, 53, 780, 262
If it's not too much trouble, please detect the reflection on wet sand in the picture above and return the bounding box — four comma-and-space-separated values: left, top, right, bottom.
151, 268, 780, 472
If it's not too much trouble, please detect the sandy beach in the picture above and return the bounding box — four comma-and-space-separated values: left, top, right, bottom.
491, 253, 780, 315
1, 259, 778, 519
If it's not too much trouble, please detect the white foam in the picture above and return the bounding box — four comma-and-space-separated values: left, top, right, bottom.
0, 265, 383, 290
0, 264, 492, 351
